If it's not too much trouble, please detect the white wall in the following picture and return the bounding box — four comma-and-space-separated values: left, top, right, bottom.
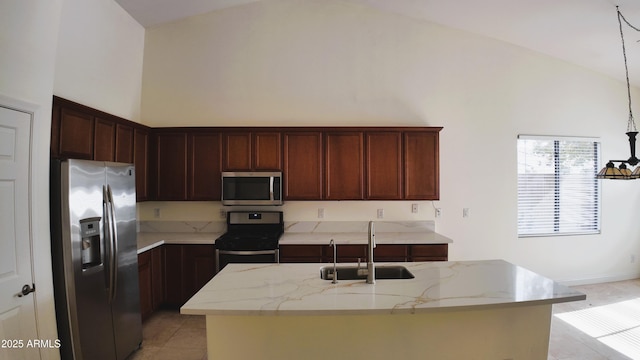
140, 0, 640, 284
54, 0, 145, 121
1, 0, 144, 357
1, 0, 63, 358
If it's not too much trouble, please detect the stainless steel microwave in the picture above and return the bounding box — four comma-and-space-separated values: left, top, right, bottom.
221, 172, 283, 206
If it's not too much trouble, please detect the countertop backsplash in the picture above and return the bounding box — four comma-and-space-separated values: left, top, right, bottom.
138, 221, 225, 233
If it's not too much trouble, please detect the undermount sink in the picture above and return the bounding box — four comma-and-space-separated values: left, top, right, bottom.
320, 265, 414, 281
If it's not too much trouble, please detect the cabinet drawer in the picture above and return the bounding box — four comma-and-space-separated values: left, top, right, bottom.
374, 244, 408, 261
279, 244, 323, 263
410, 244, 448, 258
324, 244, 366, 261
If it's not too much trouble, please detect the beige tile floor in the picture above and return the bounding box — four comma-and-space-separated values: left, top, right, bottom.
129, 310, 207, 360
128, 278, 640, 360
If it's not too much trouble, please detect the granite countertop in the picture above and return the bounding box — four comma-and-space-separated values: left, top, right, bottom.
180, 260, 585, 316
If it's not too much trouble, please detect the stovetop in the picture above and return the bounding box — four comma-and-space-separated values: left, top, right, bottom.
215, 211, 283, 251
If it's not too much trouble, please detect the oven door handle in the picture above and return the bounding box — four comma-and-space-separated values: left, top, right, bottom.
217, 249, 277, 256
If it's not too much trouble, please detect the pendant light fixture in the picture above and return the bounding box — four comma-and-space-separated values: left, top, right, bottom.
598, 6, 640, 179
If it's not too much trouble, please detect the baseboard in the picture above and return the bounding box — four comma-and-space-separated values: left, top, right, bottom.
558, 271, 640, 287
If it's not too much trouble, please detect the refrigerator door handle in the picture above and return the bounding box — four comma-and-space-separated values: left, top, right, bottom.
102, 185, 115, 303
103, 185, 114, 302
106, 184, 119, 302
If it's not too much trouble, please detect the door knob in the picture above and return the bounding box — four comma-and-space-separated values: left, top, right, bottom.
17, 284, 35, 297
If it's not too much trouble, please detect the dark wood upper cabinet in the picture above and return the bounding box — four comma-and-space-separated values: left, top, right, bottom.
50, 103, 61, 158
134, 128, 149, 201
253, 132, 281, 170
94, 117, 115, 161
58, 108, 94, 159
115, 124, 134, 163
52, 97, 151, 202
325, 132, 364, 200
52, 96, 441, 203
155, 132, 188, 200
223, 131, 281, 171
404, 131, 439, 200
366, 132, 402, 199
189, 132, 222, 200
283, 132, 323, 200
223, 132, 251, 170
150, 129, 222, 201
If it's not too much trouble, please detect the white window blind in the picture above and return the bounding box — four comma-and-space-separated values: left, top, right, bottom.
517, 135, 600, 237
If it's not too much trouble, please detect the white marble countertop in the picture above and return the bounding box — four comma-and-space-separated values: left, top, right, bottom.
279, 231, 451, 245
181, 260, 585, 316
136, 231, 450, 254
136, 232, 221, 254
136, 220, 452, 254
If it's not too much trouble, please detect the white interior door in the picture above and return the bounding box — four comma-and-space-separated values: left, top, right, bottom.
0, 105, 38, 360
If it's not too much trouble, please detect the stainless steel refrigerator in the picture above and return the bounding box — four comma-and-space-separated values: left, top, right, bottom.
50, 159, 142, 360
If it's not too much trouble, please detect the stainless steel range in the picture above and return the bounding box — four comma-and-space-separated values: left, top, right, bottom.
215, 211, 283, 273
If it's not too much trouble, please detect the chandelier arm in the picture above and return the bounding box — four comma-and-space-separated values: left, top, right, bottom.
618, 7, 636, 132
618, 10, 640, 32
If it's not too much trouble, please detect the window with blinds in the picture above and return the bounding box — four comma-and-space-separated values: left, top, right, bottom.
517, 135, 600, 237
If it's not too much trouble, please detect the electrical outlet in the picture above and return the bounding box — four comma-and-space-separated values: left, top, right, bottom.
463, 208, 470, 218
412, 204, 419, 213
377, 209, 384, 219
435, 208, 441, 218
318, 208, 324, 219
153, 208, 160, 219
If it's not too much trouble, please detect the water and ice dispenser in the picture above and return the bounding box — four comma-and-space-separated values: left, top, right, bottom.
80, 217, 101, 269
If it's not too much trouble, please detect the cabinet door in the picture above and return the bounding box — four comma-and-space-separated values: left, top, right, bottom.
366, 132, 402, 199
283, 132, 323, 200
150, 246, 164, 312
163, 245, 184, 307
155, 133, 188, 200
115, 124, 134, 163
374, 245, 408, 262
325, 132, 364, 200
51, 104, 61, 157
279, 245, 324, 263
404, 132, 439, 200
409, 244, 448, 261
137, 252, 153, 321
94, 117, 115, 161
253, 132, 281, 170
189, 132, 222, 200
183, 245, 215, 300
223, 132, 252, 170
324, 244, 367, 263
134, 128, 149, 201
59, 108, 94, 159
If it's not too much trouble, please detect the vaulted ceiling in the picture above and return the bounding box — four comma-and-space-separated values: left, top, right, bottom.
114, 0, 640, 88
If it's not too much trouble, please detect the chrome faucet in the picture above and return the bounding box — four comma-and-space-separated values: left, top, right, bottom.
367, 221, 376, 284
329, 239, 338, 284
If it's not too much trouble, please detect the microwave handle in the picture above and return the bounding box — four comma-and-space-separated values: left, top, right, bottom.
269, 176, 274, 201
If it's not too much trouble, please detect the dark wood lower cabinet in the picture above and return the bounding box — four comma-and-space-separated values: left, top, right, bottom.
137, 246, 164, 321
279, 244, 448, 263
161, 244, 216, 309
140, 243, 445, 320
279, 245, 324, 263
409, 244, 448, 261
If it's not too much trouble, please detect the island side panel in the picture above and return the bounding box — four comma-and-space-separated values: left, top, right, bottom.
204, 304, 553, 360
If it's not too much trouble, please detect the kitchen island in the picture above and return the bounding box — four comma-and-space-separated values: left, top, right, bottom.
181, 260, 585, 359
